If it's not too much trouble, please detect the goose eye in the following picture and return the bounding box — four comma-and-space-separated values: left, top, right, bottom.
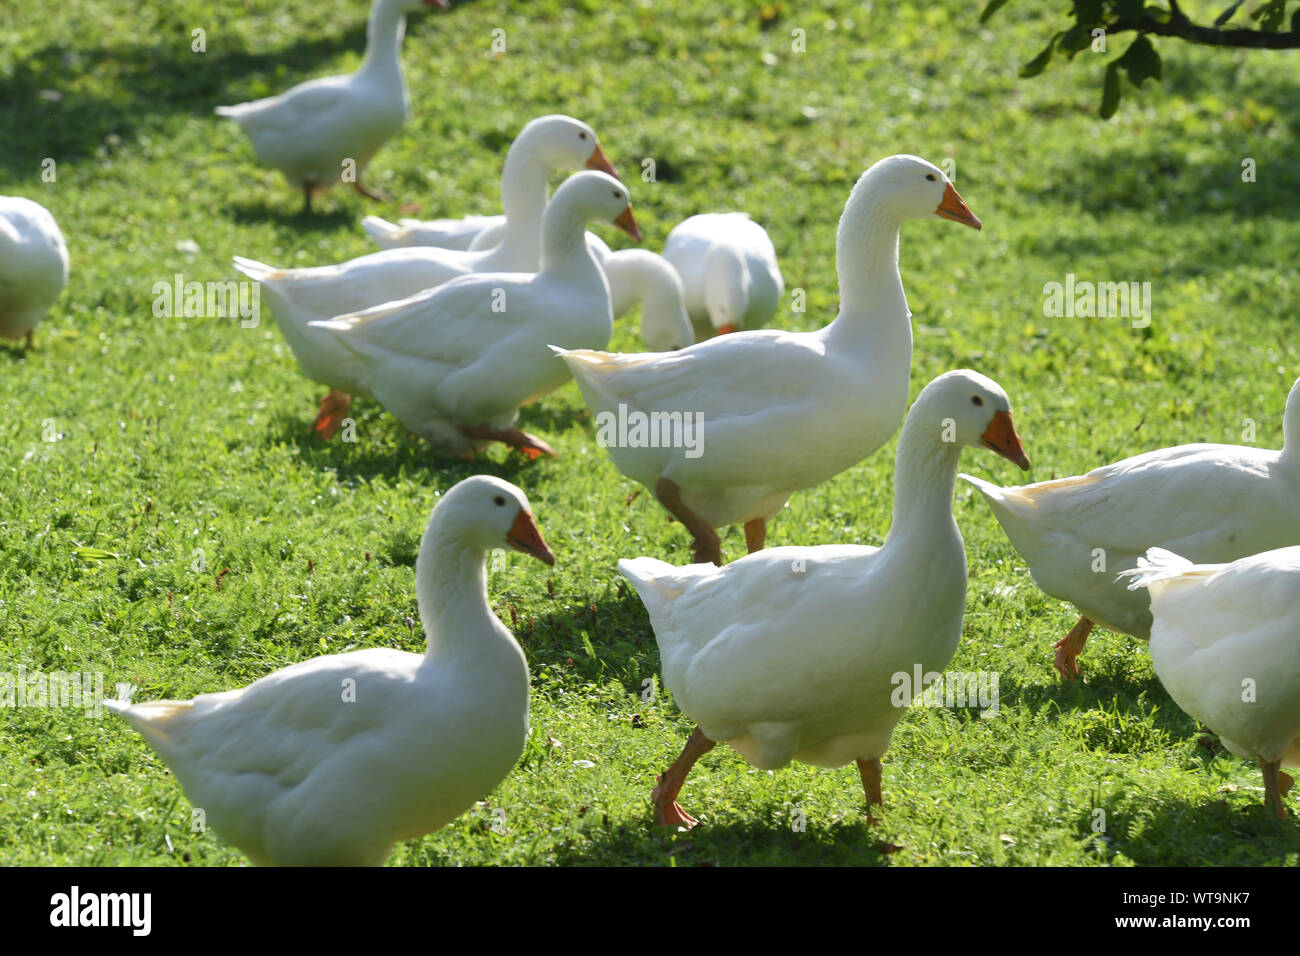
579, 131, 588, 140
613, 192, 622, 200
972, 395, 984, 406
493, 495, 507, 507
926, 173, 937, 182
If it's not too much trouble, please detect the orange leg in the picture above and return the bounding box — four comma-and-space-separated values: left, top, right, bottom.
1054, 615, 1094, 680
23, 329, 33, 350
744, 518, 766, 554
352, 177, 392, 204
301, 182, 314, 214
857, 757, 883, 816
652, 726, 716, 828
654, 477, 721, 565
312, 389, 352, 439
458, 424, 557, 459
1262, 759, 1290, 821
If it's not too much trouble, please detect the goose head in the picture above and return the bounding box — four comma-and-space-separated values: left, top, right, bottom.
518, 114, 620, 181
547, 170, 641, 241
860, 155, 981, 230
425, 475, 555, 565
917, 369, 1029, 470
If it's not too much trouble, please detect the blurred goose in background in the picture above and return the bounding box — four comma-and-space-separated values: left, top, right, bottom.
620, 371, 1028, 827
237, 114, 620, 437
0, 195, 68, 348
215, 0, 447, 212
311, 171, 640, 458
106, 476, 554, 866
1123, 546, 1300, 819
362, 113, 618, 253
663, 212, 784, 338
962, 375, 1300, 679
557, 155, 982, 564
601, 249, 694, 352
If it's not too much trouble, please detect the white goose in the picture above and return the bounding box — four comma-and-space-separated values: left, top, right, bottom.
620, 371, 1029, 827
106, 475, 554, 866
0, 196, 68, 348
556, 155, 982, 564
215, 0, 447, 212
236, 114, 621, 437
361, 113, 618, 252
962, 375, 1300, 679
310, 171, 639, 458
364, 213, 500, 252
600, 249, 694, 352
1122, 546, 1300, 819
663, 212, 784, 338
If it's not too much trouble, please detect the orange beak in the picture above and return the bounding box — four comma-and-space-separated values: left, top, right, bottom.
506, 510, 555, 565
980, 410, 1029, 471
585, 144, 619, 180
935, 182, 981, 231
714, 323, 739, 335
613, 206, 642, 242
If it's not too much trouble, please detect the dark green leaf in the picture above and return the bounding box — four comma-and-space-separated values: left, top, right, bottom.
1019, 33, 1059, 77
1100, 60, 1122, 118
1060, 23, 1090, 56
1074, 0, 1106, 24
1214, 0, 1245, 27
1117, 33, 1161, 87
1258, 0, 1286, 31
978, 0, 1011, 24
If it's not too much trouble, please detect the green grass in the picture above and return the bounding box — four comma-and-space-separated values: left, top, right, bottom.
2, 0, 1299, 866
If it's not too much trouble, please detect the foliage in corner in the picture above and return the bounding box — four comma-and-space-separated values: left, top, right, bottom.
982, 0, 1300, 117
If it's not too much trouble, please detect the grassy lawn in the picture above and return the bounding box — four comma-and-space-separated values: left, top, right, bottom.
2, 0, 1298, 866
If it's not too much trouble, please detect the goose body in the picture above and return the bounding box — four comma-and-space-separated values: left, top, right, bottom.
215, 0, 446, 210
556, 155, 982, 562
962, 376, 1300, 677
662, 212, 784, 337
311, 171, 640, 457
362, 213, 502, 252
0, 195, 68, 345
238, 115, 616, 435
105, 476, 555, 865
1123, 546, 1300, 818
620, 370, 1029, 826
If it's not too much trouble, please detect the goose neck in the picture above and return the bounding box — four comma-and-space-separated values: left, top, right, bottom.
884, 409, 963, 547
415, 531, 497, 662
359, 0, 408, 76
830, 184, 909, 330
539, 205, 600, 277
1282, 381, 1300, 463
494, 143, 550, 256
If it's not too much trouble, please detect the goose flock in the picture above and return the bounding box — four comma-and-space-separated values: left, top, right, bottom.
6, 0, 1297, 865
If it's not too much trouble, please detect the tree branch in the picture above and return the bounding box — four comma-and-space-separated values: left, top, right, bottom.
1107, 1, 1300, 48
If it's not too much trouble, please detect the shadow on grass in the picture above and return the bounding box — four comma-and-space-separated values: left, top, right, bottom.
549, 811, 899, 866
261, 407, 556, 490
222, 198, 360, 229
1104, 786, 1300, 865
1022, 132, 1300, 230
0, 0, 468, 181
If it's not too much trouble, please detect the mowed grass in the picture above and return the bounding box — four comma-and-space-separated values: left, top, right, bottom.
1, 0, 1298, 866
